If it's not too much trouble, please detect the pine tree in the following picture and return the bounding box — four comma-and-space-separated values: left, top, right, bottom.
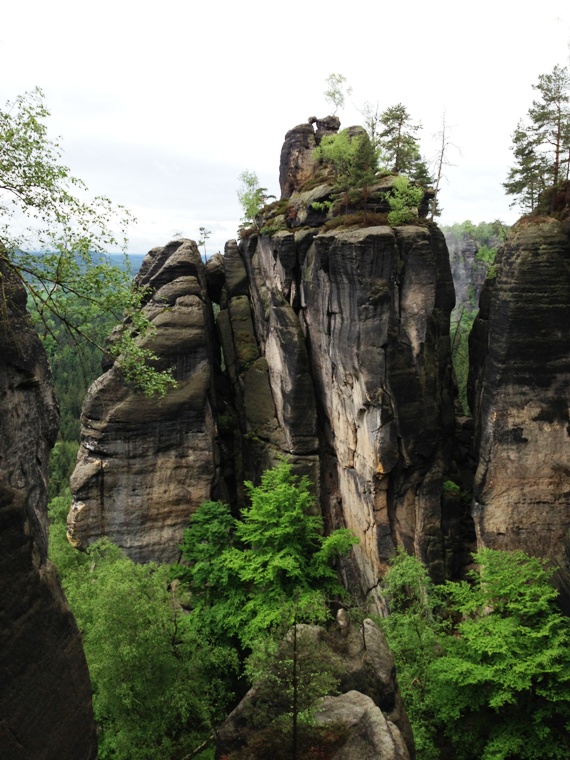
529, 64, 570, 187
504, 64, 570, 212
378, 103, 431, 183
504, 120, 551, 212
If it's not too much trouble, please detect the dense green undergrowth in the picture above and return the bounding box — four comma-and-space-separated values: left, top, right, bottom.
48, 463, 356, 759
379, 550, 570, 760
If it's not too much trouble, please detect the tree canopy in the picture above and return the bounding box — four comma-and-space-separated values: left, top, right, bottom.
380, 548, 570, 760
377, 103, 431, 184
504, 64, 570, 212
177, 461, 357, 648
0, 87, 173, 396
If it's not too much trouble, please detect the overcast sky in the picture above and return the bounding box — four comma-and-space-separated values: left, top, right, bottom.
2, 1, 569, 254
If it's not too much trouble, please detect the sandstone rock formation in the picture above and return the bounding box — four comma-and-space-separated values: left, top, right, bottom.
314, 692, 411, 760
70, 125, 459, 602
68, 239, 218, 563
215, 617, 414, 760
0, 259, 97, 759
469, 216, 570, 606
444, 229, 489, 316
279, 115, 340, 198
229, 219, 456, 598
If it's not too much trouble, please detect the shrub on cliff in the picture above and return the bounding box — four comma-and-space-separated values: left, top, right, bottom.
386, 176, 424, 225
313, 129, 379, 213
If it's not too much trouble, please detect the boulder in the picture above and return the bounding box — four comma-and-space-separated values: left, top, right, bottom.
279, 122, 319, 199
315, 691, 410, 760
215, 618, 414, 759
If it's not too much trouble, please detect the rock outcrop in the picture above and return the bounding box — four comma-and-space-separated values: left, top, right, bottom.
444, 229, 489, 316
216, 617, 414, 760
68, 239, 218, 563
469, 216, 570, 606
279, 115, 340, 198
0, 259, 97, 759
228, 218, 456, 597
314, 691, 411, 760
70, 125, 458, 601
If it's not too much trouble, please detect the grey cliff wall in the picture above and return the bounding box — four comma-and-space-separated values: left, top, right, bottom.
68, 239, 218, 563
230, 220, 456, 601
0, 259, 97, 759
469, 216, 570, 606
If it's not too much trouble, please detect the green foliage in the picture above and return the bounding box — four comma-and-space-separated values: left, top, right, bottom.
432, 549, 570, 759
379, 550, 446, 759
441, 219, 508, 247
386, 176, 423, 225
0, 87, 174, 396
475, 243, 497, 265
314, 129, 379, 213
49, 514, 236, 760
380, 549, 570, 760
323, 73, 352, 115
177, 462, 357, 647
504, 65, 570, 212
450, 306, 476, 415
243, 623, 343, 759
237, 170, 274, 229
310, 200, 333, 213
378, 103, 431, 183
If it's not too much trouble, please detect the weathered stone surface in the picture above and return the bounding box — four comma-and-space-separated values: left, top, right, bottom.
0, 259, 97, 759
279, 122, 319, 199
468, 217, 570, 605
315, 691, 411, 760
236, 218, 456, 599
68, 239, 217, 563
215, 618, 413, 760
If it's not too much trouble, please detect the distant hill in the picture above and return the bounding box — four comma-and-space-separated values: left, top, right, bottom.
106, 253, 146, 275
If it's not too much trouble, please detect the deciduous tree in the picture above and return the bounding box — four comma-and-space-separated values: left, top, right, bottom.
0, 87, 174, 395
323, 73, 352, 115
177, 462, 357, 648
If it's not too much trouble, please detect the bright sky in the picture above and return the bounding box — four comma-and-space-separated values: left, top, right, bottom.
2, 1, 569, 254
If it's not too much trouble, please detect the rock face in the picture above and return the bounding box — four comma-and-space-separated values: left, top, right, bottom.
0, 259, 97, 759
444, 229, 489, 316
69, 127, 458, 599
215, 617, 414, 760
469, 216, 570, 605
279, 115, 340, 198
68, 239, 218, 563
230, 221, 456, 598
315, 691, 411, 760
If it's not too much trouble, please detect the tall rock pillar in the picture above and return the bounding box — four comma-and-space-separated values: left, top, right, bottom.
0, 259, 97, 759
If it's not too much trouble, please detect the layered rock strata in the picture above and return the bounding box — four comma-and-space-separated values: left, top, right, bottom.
0, 259, 97, 759
68, 239, 218, 563
469, 216, 570, 604
230, 220, 456, 597
70, 126, 458, 602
